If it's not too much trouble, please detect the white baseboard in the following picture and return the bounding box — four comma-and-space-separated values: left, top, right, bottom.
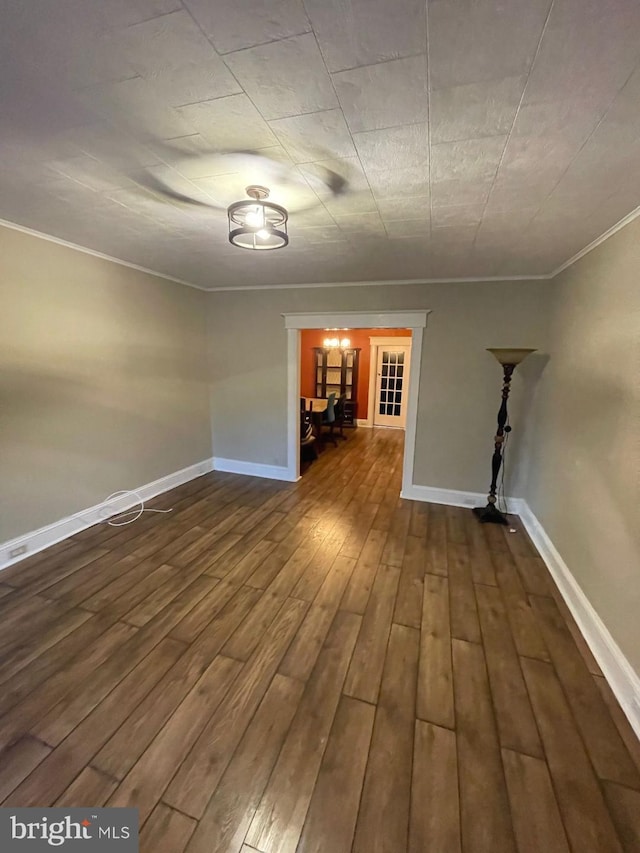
0, 458, 214, 571
4, 453, 638, 741
400, 483, 522, 513
356, 419, 372, 427
212, 457, 296, 482
402, 482, 640, 738
518, 501, 640, 741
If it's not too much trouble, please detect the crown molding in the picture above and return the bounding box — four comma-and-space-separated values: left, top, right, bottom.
3, 200, 640, 293
0, 218, 208, 292
205, 274, 551, 291
549, 203, 640, 277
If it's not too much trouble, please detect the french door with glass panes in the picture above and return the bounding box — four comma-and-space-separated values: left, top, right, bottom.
373, 344, 411, 428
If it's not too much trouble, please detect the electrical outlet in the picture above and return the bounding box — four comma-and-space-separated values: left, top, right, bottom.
9, 544, 28, 558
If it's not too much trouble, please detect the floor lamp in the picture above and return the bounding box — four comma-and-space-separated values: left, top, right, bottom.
473, 348, 537, 525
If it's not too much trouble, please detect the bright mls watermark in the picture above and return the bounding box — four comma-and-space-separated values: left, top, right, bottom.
0, 809, 138, 851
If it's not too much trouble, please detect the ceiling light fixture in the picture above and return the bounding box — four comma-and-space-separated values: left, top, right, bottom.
227, 185, 288, 250
323, 337, 351, 348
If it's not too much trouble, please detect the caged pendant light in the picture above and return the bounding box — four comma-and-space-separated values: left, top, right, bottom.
227, 185, 288, 250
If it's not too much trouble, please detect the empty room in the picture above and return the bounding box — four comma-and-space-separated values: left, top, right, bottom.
1, 1, 639, 851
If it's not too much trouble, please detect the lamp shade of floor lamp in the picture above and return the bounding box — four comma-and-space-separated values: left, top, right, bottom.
473, 348, 537, 525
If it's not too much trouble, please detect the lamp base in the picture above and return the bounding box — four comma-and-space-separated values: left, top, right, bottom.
473, 503, 509, 525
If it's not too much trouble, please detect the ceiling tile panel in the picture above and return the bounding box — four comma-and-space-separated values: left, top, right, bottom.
523, 0, 640, 104
430, 224, 478, 245
431, 204, 485, 229
158, 144, 299, 183
144, 59, 242, 107
106, 185, 181, 217
353, 124, 429, 172
298, 157, 370, 198
428, 0, 553, 89
581, 186, 640, 236
376, 196, 430, 220
430, 178, 493, 209
0, 5, 136, 86
431, 136, 506, 183
305, 0, 426, 72
383, 218, 430, 238
334, 211, 387, 235
299, 157, 378, 215
0, 76, 95, 141
142, 163, 220, 206
430, 76, 525, 144
333, 55, 428, 133
555, 66, 640, 192
323, 190, 379, 216
76, 77, 195, 140
77, 0, 185, 29
183, 0, 311, 54
151, 133, 213, 159
495, 136, 578, 189
427, 251, 475, 278
224, 33, 337, 120
477, 204, 540, 236
288, 206, 337, 227
269, 109, 356, 163
485, 178, 556, 212
366, 167, 431, 200
194, 162, 320, 213
37, 175, 101, 205
176, 94, 278, 150
71, 125, 162, 169
45, 154, 136, 193
511, 97, 608, 145
294, 224, 347, 244
118, 11, 222, 74
111, 12, 242, 107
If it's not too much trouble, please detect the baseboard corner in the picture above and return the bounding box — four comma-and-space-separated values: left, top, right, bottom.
212, 457, 295, 482
401, 483, 520, 512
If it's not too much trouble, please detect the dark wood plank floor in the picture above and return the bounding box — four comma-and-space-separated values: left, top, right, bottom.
1, 428, 639, 853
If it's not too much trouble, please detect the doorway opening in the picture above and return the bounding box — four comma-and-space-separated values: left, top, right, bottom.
284, 310, 429, 491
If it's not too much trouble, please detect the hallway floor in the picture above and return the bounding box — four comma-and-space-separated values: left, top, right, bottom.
0, 428, 639, 852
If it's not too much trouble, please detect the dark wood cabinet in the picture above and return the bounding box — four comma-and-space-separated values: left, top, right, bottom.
313, 346, 360, 426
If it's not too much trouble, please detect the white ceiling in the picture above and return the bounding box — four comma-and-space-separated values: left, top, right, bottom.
1, 0, 640, 289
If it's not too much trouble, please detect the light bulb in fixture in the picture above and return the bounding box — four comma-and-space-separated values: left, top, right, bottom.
256, 228, 270, 239
245, 208, 264, 228
340, 338, 350, 348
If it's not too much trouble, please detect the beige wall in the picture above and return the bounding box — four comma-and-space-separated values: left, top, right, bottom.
525, 218, 640, 674
1, 225, 212, 542
207, 280, 552, 494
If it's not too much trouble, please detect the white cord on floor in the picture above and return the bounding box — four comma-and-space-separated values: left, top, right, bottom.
102, 490, 173, 526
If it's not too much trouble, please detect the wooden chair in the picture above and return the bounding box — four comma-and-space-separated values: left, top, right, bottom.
331, 394, 348, 439
319, 392, 338, 446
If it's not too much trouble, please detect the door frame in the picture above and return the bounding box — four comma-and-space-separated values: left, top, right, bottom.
283, 310, 430, 493
364, 336, 413, 429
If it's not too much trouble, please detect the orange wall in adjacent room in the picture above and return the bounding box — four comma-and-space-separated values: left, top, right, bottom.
300, 328, 412, 421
